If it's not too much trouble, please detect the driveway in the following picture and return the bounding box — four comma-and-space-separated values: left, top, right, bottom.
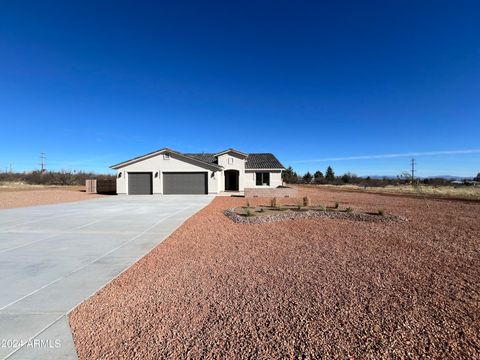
0, 195, 214, 360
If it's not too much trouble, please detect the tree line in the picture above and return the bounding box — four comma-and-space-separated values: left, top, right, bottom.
282, 166, 480, 187
0, 170, 115, 186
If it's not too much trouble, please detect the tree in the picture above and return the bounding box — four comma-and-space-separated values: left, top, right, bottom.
313, 170, 324, 183
325, 166, 335, 182
282, 166, 297, 184
341, 173, 352, 184
475, 172, 480, 181
303, 171, 313, 184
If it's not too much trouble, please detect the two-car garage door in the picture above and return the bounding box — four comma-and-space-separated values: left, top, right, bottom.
128, 172, 207, 195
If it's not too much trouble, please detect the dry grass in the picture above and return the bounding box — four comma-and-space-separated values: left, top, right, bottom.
305, 184, 480, 201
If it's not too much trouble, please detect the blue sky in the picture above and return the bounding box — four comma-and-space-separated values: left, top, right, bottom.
0, 1, 479, 177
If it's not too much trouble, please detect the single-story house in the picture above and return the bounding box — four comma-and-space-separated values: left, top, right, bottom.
110, 148, 285, 195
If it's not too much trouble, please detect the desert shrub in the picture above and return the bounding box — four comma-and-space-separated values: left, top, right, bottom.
271, 197, 278, 208
378, 208, 385, 216
303, 196, 311, 207
259, 207, 265, 213
345, 207, 353, 213
296, 204, 302, 211
318, 205, 326, 211
246, 200, 251, 208
245, 209, 253, 217
334, 202, 339, 209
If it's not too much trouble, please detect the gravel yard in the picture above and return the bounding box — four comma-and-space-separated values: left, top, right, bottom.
0, 186, 103, 209
70, 188, 480, 358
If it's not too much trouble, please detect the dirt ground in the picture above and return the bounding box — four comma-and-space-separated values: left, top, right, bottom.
70, 187, 480, 359
0, 186, 103, 209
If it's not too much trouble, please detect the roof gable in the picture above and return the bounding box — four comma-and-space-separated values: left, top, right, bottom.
214, 148, 248, 158
110, 148, 222, 170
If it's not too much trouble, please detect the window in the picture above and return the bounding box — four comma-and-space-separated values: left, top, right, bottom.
256, 172, 270, 186
228, 157, 233, 165
163, 153, 170, 160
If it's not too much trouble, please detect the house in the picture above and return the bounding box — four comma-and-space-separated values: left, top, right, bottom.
110, 148, 285, 195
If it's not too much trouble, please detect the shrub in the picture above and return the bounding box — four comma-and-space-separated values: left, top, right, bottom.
296, 204, 302, 211
378, 208, 385, 216
303, 196, 311, 207
246, 200, 251, 208
318, 205, 326, 211
271, 197, 278, 208
246, 208, 253, 217
345, 207, 353, 213
259, 207, 265, 213
334, 202, 339, 209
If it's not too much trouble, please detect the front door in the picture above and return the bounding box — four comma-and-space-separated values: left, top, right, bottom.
224, 170, 239, 191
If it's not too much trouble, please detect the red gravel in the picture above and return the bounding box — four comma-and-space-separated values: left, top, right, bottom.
69, 188, 480, 359
0, 186, 103, 209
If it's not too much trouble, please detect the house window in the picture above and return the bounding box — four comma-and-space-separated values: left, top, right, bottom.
256, 172, 270, 186
228, 157, 233, 165
163, 153, 170, 160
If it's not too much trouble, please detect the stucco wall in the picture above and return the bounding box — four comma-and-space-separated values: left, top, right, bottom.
115, 153, 220, 194
244, 170, 283, 188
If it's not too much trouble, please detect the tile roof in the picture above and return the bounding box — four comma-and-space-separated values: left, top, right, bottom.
183, 153, 217, 164
245, 153, 285, 169
185, 152, 284, 169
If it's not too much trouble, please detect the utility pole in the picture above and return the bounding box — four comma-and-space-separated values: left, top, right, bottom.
411, 158, 415, 182
40, 152, 46, 173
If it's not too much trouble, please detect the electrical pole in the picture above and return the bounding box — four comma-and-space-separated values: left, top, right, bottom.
411, 158, 415, 182
40, 152, 46, 173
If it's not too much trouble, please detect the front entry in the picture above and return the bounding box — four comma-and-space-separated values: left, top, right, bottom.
224, 170, 239, 191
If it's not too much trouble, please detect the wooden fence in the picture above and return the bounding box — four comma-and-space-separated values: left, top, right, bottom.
85, 179, 116, 194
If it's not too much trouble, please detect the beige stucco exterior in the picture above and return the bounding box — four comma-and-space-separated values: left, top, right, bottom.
113, 149, 284, 194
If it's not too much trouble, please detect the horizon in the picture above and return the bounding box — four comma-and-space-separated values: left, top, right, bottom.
1, 1, 479, 178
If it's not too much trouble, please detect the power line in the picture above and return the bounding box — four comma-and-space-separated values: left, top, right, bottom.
40, 152, 47, 173
411, 158, 415, 181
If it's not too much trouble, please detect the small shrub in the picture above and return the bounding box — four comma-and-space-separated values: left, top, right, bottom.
296, 204, 302, 211
246, 200, 252, 208
271, 197, 278, 208
334, 202, 339, 209
303, 196, 311, 207
318, 205, 326, 211
345, 207, 353, 213
246, 208, 253, 217
378, 208, 385, 216
259, 207, 265, 213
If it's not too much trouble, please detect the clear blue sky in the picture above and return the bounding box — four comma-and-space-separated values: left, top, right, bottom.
1, 1, 479, 177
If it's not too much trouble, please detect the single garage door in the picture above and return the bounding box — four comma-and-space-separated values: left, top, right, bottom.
128, 172, 152, 195
163, 172, 207, 194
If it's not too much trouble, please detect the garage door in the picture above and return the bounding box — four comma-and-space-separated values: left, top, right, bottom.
163, 172, 207, 194
128, 172, 152, 195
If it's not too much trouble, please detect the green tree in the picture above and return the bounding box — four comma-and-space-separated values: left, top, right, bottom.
313, 170, 324, 183
303, 171, 313, 183
282, 166, 297, 184
325, 166, 335, 182
475, 172, 480, 181
341, 173, 352, 183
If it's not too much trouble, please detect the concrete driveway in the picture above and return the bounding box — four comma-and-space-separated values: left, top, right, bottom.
0, 195, 214, 360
